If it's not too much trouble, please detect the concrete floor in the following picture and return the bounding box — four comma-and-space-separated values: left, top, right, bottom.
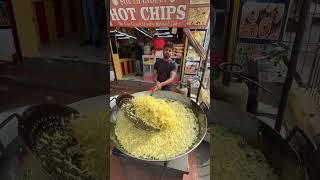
110, 80, 153, 96
122, 74, 147, 83
0, 58, 106, 112
32, 33, 106, 64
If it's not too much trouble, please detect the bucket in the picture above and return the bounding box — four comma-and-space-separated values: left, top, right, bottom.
153, 38, 166, 50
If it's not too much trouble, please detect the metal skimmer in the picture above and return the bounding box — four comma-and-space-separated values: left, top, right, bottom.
116, 94, 160, 131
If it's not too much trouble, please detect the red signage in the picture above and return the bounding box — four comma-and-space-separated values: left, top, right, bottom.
110, 0, 210, 28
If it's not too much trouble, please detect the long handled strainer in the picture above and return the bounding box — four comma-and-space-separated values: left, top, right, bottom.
116, 90, 160, 131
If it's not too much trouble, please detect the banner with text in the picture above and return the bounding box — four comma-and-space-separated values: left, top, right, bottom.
110, 0, 210, 28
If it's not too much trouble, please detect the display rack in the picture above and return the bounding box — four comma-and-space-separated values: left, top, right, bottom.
182, 29, 210, 105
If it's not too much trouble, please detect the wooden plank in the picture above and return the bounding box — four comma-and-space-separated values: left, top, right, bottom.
11, 0, 40, 57
74, 0, 83, 32
132, 61, 135, 72
61, 0, 71, 34
129, 61, 133, 73
112, 53, 123, 80
119, 58, 133, 62
44, 0, 57, 42
121, 62, 125, 75
53, 0, 64, 38
123, 61, 128, 75
33, 1, 49, 44
68, 0, 77, 32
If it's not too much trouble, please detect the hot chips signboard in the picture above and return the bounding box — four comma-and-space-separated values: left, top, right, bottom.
110, 0, 210, 28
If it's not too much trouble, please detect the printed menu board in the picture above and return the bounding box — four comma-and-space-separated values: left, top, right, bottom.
185, 61, 200, 75
238, 1, 288, 41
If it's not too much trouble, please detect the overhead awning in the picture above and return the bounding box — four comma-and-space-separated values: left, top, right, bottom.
110, 0, 210, 29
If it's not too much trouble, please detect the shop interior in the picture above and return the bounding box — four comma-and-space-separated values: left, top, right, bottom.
110, 27, 210, 103
109, 25, 211, 179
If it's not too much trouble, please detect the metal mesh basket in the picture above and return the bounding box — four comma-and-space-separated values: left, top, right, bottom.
5, 103, 94, 180
19, 104, 79, 150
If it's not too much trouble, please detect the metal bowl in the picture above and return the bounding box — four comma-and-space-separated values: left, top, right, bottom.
110, 91, 207, 162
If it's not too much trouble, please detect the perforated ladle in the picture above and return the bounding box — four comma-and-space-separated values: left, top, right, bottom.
116, 93, 160, 131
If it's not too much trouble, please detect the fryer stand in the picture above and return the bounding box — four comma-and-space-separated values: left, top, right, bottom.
112, 147, 189, 176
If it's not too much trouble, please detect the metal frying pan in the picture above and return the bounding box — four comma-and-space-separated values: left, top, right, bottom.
210, 99, 315, 180
110, 90, 208, 162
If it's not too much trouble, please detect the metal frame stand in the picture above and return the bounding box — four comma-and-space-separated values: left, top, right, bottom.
111, 147, 189, 178
275, 0, 312, 132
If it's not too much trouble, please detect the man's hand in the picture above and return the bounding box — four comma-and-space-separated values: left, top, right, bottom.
156, 81, 162, 90
156, 71, 176, 89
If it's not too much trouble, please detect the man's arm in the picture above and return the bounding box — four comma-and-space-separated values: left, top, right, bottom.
153, 59, 159, 83
153, 69, 158, 83
159, 63, 177, 88
159, 70, 176, 87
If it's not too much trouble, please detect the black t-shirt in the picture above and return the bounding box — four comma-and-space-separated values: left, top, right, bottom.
154, 58, 177, 90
